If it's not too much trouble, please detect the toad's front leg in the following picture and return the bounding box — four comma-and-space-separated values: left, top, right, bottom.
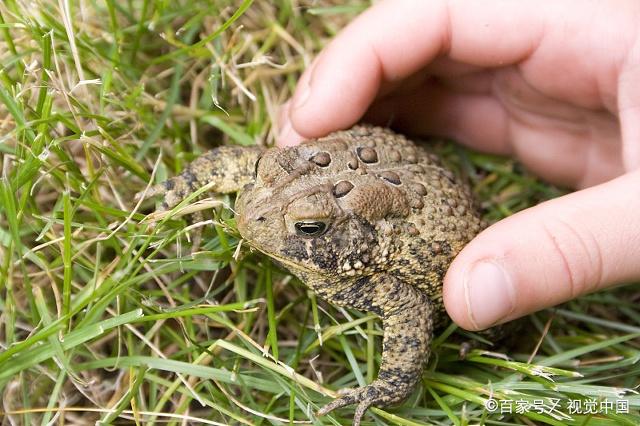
136, 145, 264, 210
318, 276, 433, 426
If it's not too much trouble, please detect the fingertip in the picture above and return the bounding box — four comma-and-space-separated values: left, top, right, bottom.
443, 261, 479, 331
445, 218, 545, 331
274, 100, 305, 147
276, 119, 306, 147
444, 248, 516, 331
288, 43, 382, 138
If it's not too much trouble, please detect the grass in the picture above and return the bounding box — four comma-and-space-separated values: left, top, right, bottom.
0, 0, 639, 425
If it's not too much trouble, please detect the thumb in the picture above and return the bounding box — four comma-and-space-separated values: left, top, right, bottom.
443, 170, 640, 331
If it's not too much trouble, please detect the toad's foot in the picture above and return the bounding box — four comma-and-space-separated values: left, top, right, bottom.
318, 377, 414, 426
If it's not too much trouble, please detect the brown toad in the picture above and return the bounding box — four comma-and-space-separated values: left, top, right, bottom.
141, 125, 484, 425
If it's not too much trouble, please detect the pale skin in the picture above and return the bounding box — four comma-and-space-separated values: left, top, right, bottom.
278, 0, 640, 331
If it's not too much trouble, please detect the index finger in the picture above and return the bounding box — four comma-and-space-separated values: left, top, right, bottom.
279, 0, 547, 146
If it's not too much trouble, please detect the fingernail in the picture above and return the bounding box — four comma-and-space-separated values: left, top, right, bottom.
277, 121, 293, 145
463, 261, 515, 329
291, 80, 311, 110
276, 121, 303, 147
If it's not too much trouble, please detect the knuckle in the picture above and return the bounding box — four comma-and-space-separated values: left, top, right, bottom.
540, 217, 604, 299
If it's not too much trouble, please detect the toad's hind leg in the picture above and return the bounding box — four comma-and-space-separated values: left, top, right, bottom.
318, 276, 433, 426
137, 145, 264, 211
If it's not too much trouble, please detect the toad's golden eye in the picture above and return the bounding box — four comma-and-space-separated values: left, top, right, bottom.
294, 221, 328, 238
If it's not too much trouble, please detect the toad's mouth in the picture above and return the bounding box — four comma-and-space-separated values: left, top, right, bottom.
234, 215, 308, 272
244, 241, 316, 274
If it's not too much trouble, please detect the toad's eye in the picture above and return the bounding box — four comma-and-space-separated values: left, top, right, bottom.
294, 221, 328, 238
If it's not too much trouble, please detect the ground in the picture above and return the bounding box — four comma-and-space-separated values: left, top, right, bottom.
0, 0, 639, 425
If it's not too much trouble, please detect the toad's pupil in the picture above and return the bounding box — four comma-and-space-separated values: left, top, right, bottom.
295, 221, 327, 237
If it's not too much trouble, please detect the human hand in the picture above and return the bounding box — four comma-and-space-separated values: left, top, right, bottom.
277, 0, 640, 330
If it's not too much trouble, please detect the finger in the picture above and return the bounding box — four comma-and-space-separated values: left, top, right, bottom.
366, 92, 622, 188
277, 100, 306, 147
365, 69, 625, 188
490, 69, 625, 188
618, 36, 640, 171
285, 0, 548, 140
507, 109, 624, 188
443, 170, 640, 331
363, 79, 511, 155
